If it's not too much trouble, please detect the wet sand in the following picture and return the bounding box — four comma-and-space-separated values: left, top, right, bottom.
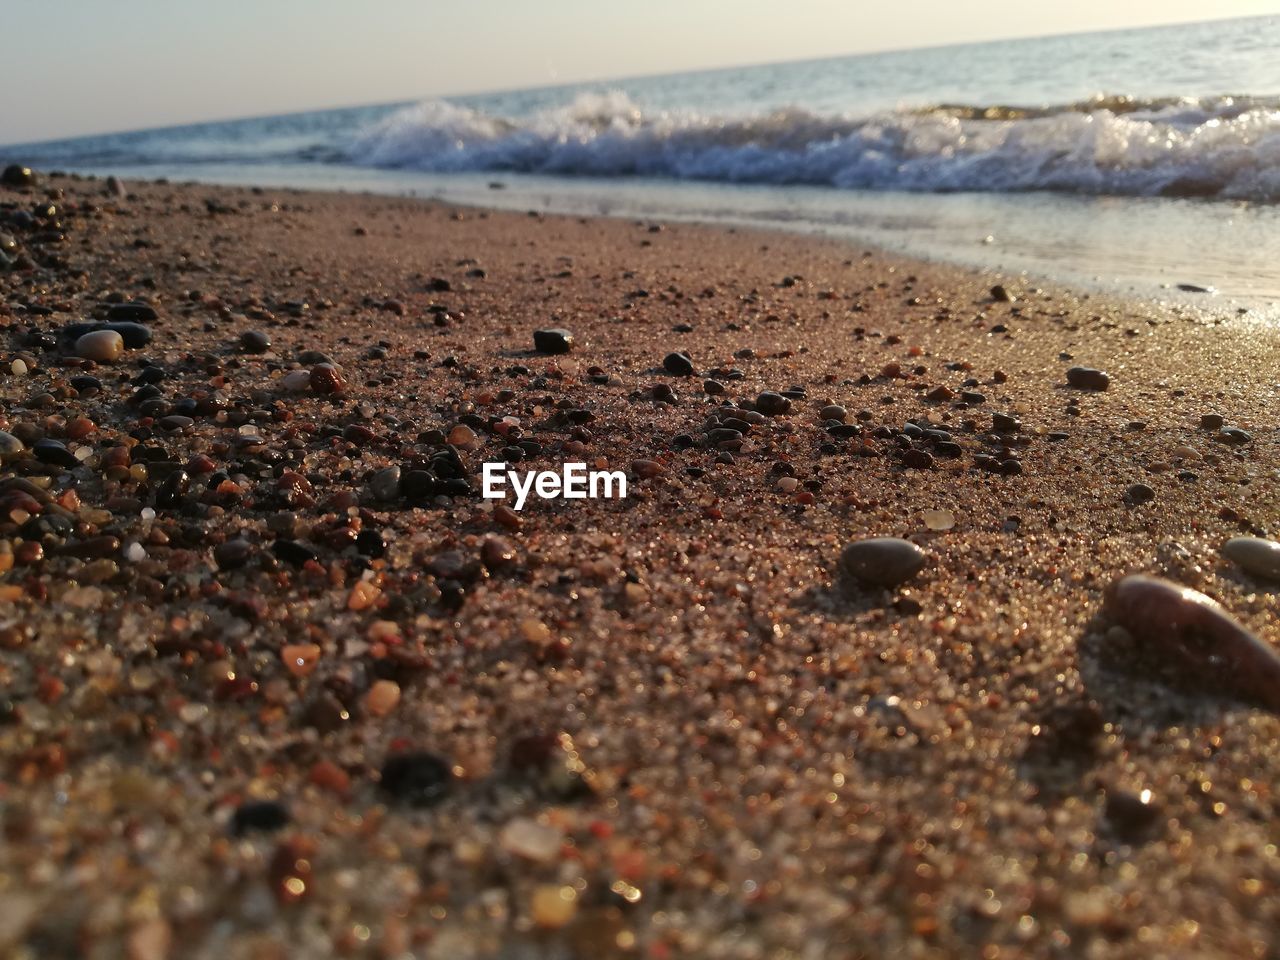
1, 172, 1278, 959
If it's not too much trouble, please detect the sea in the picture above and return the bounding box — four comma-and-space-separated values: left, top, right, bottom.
4, 15, 1280, 312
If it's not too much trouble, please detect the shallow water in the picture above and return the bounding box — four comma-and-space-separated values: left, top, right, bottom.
4, 15, 1279, 312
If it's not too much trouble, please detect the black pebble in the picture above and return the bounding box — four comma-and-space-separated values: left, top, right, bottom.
663, 351, 695, 376
533, 328, 573, 354
107, 302, 158, 322
380, 751, 453, 806
272, 539, 318, 565
33, 438, 79, 468
230, 800, 290, 835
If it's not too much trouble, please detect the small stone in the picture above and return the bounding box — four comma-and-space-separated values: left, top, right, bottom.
281, 369, 312, 392
533, 328, 573, 354
990, 284, 1015, 302
819, 404, 847, 422
280, 643, 321, 677
499, 817, 563, 863
1066, 366, 1109, 390
1103, 788, 1162, 841
309, 364, 346, 395
922, 509, 955, 531
902, 449, 934, 469
1217, 427, 1252, 445
370, 466, 402, 501
754, 391, 791, 416
531, 885, 578, 929
231, 800, 290, 836
992, 413, 1020, 434
703, 379, 725, 395
1223, 537, 1280, 582
75, 330, 125, 363
447, 424, 477, 447
631, 459, 666, 479
241, 330, 271, 354
107, 302, 158, 322
480, 535, 518, 571
775, 476, 799, 493
1, 164, 36, 187
103, 321, 151, 348
32, 438, 79, 468
379, 751, 453, 806
1199, 413, 1225, 430
365, 680, 401, 716
1106, 574, 1280, 710
663, 351, 695, 376
214, 539, 253, 570
0, 431, 24, 462
838, 537, 927, 589
1123, 483, 1155, 506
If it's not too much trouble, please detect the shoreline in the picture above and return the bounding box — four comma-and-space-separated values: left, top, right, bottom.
11, 163, 1278, 320
1, 171, 1278, 958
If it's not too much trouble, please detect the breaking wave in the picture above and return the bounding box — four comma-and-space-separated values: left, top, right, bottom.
347, 91, 1280, 200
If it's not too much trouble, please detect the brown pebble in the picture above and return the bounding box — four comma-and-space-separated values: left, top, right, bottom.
309, 364, 346, 395
1106, 574, 1280, 711
838, 537, 927, 589
75, 330, 125, 363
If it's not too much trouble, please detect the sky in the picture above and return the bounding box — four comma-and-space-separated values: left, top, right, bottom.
4, 0, 1279, 144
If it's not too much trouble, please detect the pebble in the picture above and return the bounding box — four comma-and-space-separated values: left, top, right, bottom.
530, 885, 578, 929
819, 404, 847, 422
1106, 574, 1280, 710
379, 751, 453, 806
1222, 537, 1280, 582
365, 680, 402, 716
499, 817, 563, 863
1217, 428, 1252, 445
370, 465, 402, 501
280, 643, 321, 677
992, 413, 1020, 433
1, 164, 36, 187
281, 369, 312, 392
922, 509, 955, 531
0, 431, 24, 462
32, 438, 79, 468
241, 330, 271, 353
533, 328, 573, 354
1124, 483, 1156, 506
230, 800, 290, 836
309, 364, 346, 394
1199, 413, 1225, 430
103, 321, 152, 348
663, 351, 695, 376
107, 302, 158, 322
838, 537, 927, 589
754, 391, 791, 416
214, 540, 253, 570
75, 330, 125, 363
1066, 366, 1110, 390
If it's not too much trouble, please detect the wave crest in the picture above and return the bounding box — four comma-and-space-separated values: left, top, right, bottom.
347, 91, 1280, 199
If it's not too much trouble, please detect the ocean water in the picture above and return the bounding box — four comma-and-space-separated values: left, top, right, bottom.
4, 15, 1280, 311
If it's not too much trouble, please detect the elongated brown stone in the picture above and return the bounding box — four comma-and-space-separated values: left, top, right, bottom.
1106, 574, 1280, 711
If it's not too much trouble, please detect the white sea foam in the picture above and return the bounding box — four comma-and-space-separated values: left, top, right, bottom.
346, 91, 1280, 200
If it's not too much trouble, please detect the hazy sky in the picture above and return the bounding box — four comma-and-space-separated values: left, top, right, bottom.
4, 1, 1278, 144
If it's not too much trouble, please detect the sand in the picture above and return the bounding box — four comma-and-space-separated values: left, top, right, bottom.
0, 173, 1278, 959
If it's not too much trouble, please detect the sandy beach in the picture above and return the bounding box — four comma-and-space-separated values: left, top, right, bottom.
1, 171, 1278, 959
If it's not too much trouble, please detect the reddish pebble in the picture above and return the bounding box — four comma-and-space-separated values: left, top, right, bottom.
309, 364, 346, 395
280, 643, 322, 678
